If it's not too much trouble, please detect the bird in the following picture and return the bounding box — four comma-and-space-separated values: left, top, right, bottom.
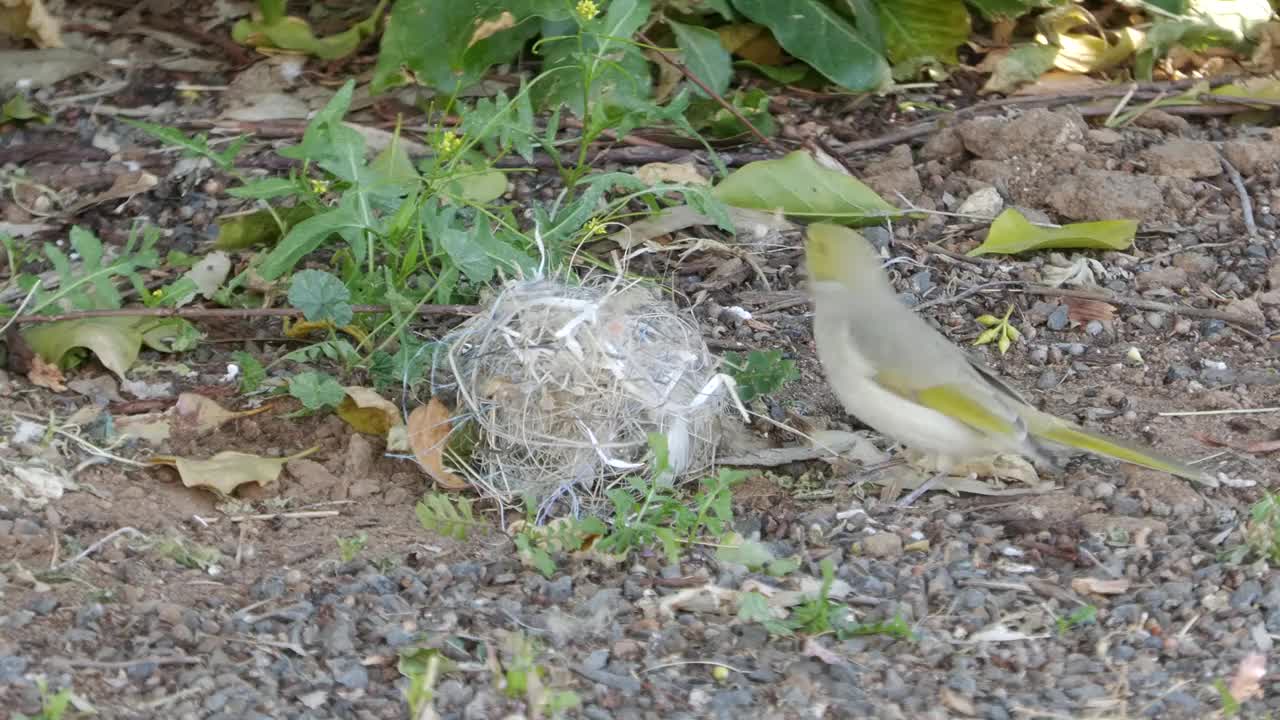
803, 222, 1217, 488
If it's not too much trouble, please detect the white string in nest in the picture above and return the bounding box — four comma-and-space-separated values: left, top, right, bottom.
427, 273, 745, 521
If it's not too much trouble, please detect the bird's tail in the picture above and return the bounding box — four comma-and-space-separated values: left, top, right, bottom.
1026, 411, 1217, 487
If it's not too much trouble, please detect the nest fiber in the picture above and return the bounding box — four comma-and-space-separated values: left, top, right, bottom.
432, 276, 726, 513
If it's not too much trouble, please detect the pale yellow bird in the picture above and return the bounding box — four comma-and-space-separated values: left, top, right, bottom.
804, 222, 1216, 487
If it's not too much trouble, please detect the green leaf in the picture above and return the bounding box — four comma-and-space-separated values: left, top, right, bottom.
723, 348, 798, 402
289, 371, 347, 410
231, 351, 266, 392
214, 205, 318, 251
734, 60, 808, 84
966, 0, 1040, 20
729, 0, 890, 91
288, 269, 354, 325
713, 150, 899, 225
981, 43, 1059, 94
22, 317, 146, 380
534, 0, 654, 115
415, 492, 481, 540
445, 166, 509, 204
372, 0, 551, 94
877, 0, 970, 65
969, 208, 1137, 257
716, 533, 775, 569
257, 205, 362, 280
226, 177, 299, 199
669, 20, 733, 98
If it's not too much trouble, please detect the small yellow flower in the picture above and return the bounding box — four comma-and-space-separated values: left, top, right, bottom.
583, 217, 607, 236
309, 178, 330, 194
436, 131, 462, 157
576, 0, 599, 20
151, 288, 163, 298
179, 88, 201, 103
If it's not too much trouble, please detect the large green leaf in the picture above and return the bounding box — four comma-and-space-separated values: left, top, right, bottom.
877, 0, 970, 65
257, 205, 363, 280
22, 317, 146, 380
730, 0, 890, 91
968, 208, 1137, 257
372, 1, 563, 93
966, 0, 1040, 21
712, 150, 899, 225
669, 20, 733, 98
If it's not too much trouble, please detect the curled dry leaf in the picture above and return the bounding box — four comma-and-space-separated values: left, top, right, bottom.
337, 386, 403, 437
407, 398, 469, 490
150, 447, 318, 495
117, 392, 269, 444
1071, 576, 1130, 595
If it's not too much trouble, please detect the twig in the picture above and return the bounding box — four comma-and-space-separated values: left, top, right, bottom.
1019, 286, 1265, 330
640, 659, 749, 675
227, 510, 341, 522
52, 654, 200, 669
1142, 241, 1235, 264
637, 32, 781, 153
1219, 153, 1258, 239
47, 527, 145, 573
10, 303, 478, 325
1157, 407, 1279, 417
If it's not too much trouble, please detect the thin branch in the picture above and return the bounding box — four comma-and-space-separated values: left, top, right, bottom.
11, 303, 478, 325
637, 32, 781, 153
1020, 286, 1265, 329
1219, 153, 1258, 239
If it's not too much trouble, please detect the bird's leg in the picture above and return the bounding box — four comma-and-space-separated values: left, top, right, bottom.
896, 470, 947, 508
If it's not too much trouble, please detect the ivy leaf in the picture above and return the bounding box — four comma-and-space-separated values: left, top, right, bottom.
289, 371, 347, 410
288, 269, 354, 326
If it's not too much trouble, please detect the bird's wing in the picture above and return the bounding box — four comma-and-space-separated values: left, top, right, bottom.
875, 368, 1029, 443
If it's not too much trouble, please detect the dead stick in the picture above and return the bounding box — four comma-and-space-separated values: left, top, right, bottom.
1020, 287, 1264, 329
637, 32, 781, 152
1218, 154, 1258, 239
11, 303, 478, 325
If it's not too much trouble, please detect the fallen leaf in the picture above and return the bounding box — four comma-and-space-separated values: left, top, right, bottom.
337, 386, 403, 436
407, 399, 469, 490
27, 353, 67, 391
1228, 653, 1266, 703
940, 686, 977, 716
66, 170, 159, 215
1064, 297, 1116, 325
0, 0, 63, 48
22, 316, 145, 381
717, 23, 785, 65
150, 447, 317, 495
172, 392, 269, 433
8, 464, 66, 508
969, 208, 1137, 257
182, 251, 232, 300
802, 637, 844, 665
1071, 577, 1130, 595
1247, 438, 1280, 454
635, 162, 709, 187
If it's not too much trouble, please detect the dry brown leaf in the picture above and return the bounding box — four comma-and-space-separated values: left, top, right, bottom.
468, 10, 514, 47
150, 447, 317, 495
1071, 577, 1130, 595
1064, 297, 1116, 325
940, 686, 977, 716
0, 0, 63, 48
634, 161, 708, 187
66, 171, 158, 215
1247, 438, 1280, 454
802, 637, 844, 666
1228, 653, 1266, 703
716, 23, 784, 65
407, 399, 468, 490
27, 354, 66, 391
173, 392, 269, 433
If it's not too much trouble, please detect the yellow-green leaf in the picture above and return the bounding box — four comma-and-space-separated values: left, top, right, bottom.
712, 150, 899, 225
150, 447, 317, 495
968, 208, 1136, 257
